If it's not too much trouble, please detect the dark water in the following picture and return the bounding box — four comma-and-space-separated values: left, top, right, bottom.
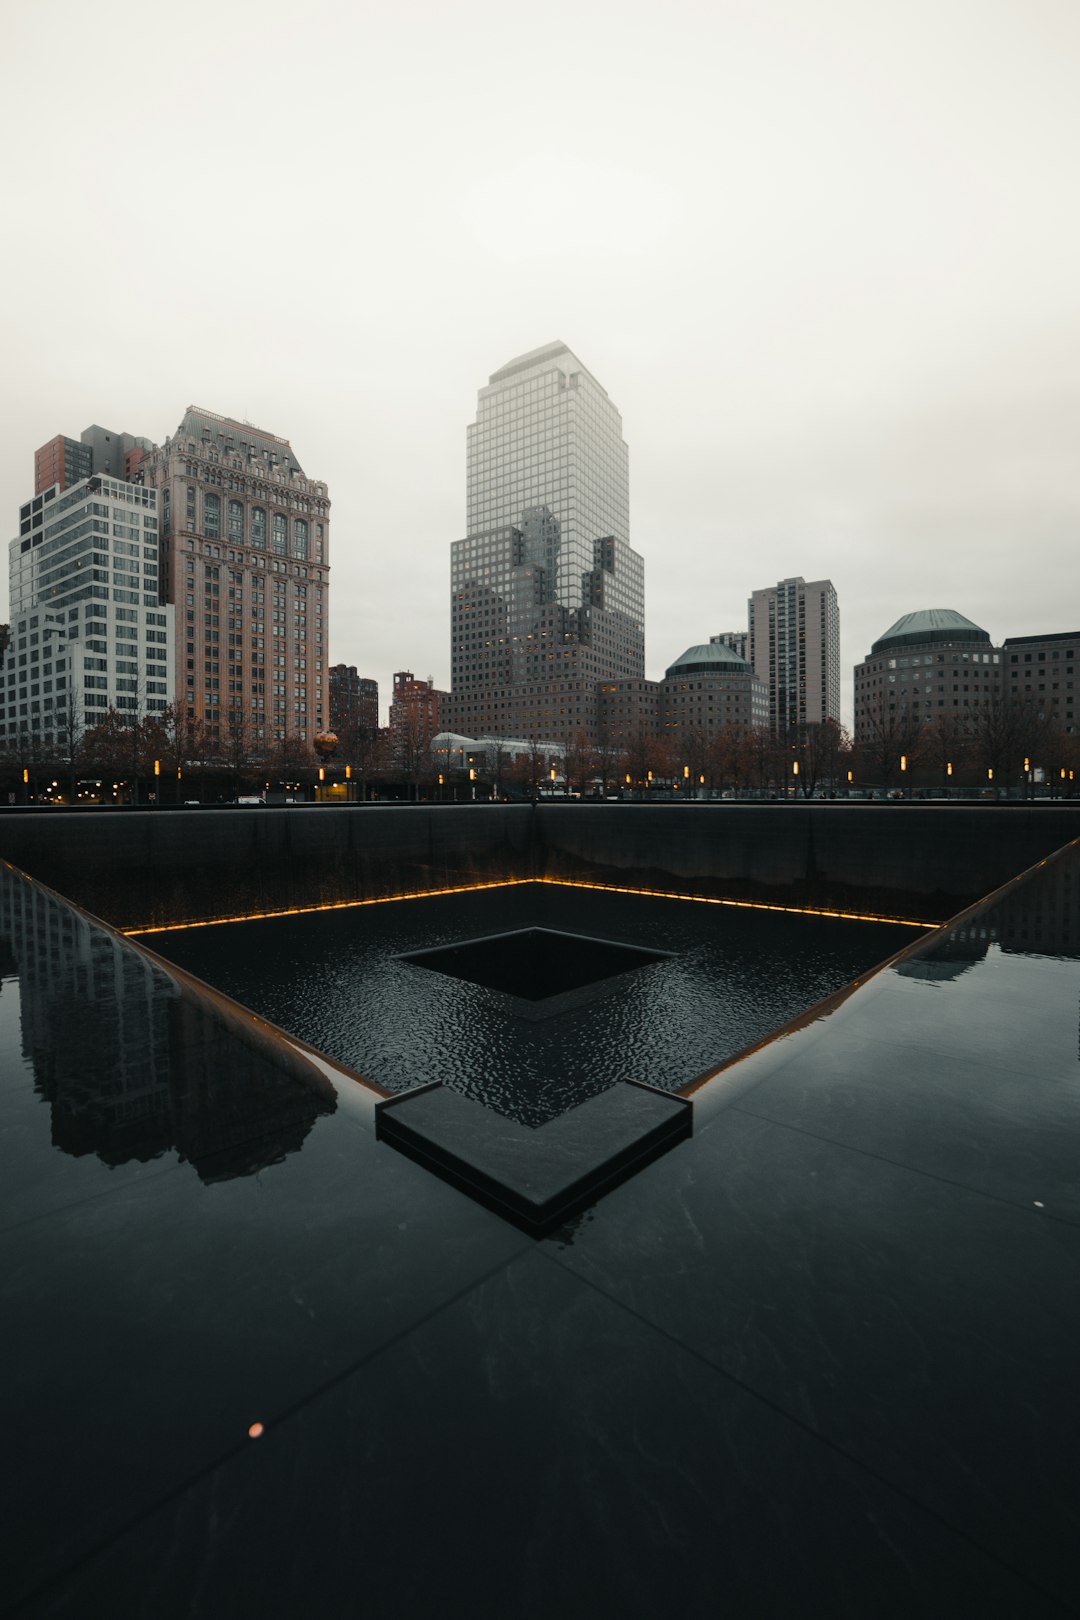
140, 888, 919, 1127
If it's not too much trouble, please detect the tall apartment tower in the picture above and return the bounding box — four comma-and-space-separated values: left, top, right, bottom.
710, 629, 748, 662
329, 665, 378, 737
450, 342, 644, 743
141, 408, 330, 752
748, 576, 840, 734
0, 472, 174, 749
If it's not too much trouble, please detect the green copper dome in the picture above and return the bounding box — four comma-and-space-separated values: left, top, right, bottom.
871, 609, 991, 657
665, 643, 751, 679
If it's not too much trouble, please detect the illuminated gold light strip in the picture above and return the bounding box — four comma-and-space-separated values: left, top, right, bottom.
537, 878, 933, 929
126, 879, 532, 935
126, 876, 934, 936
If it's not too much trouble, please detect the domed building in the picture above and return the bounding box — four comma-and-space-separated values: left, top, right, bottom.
661, 641, 768, 735
853, 609, 1000, 742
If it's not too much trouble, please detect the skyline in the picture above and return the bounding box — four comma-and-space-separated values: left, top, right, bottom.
2, 0, 1077, 729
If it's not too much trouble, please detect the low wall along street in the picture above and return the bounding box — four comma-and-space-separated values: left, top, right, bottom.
1, 802, 1078, 932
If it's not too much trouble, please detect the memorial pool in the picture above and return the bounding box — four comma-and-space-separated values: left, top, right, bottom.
137, 885, 920, 1127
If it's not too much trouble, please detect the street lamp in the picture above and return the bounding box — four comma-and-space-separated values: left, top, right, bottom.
792, 760, 799, 800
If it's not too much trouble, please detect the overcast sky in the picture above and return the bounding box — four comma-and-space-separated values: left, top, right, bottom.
2, 0, 1077, 726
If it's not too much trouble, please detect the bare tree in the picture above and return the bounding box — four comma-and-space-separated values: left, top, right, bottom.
223, 704, 255, 798
593, 717, 621, 798
969, 690, 1052, 795
793, 720, 850, 798
563, 728, 595, 797
53, 689, 86, 803
158, 704, 209, 803
858, 706, 924, 793
922, 712, 971, 792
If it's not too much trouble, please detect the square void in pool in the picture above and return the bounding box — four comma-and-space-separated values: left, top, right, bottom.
400, 927, 671, 1002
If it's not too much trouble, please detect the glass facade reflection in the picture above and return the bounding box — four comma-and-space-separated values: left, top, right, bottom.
0, 867, 336, 1181
450, 344, 645, 741
466, 341, 632, 611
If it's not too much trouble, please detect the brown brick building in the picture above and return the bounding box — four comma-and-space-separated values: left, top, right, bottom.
141, 407, 330, 753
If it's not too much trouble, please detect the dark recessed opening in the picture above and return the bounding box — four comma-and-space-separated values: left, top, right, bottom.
401, 926, 669, 1001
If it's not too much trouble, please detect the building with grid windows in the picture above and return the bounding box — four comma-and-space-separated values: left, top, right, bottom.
448, 343, 645, 745
329, 666, 378, 739
1002, 631, 1078, 738
33, 425, 154, 499
0, 473, 174, 751
748, 576, 840, 735
141, 408, 329, 752
853, 609, 999, 743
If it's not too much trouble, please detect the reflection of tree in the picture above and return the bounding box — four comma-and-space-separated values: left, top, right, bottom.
0, 871, 335, 1181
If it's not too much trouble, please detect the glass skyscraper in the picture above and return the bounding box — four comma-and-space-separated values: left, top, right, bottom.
463, 341, 640, 624
449, 344, 645, 744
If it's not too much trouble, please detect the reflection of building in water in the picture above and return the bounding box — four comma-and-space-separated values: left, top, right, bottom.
994, 856, 1080, 958
897, 920, 993, 983
0, 870, 334, 1179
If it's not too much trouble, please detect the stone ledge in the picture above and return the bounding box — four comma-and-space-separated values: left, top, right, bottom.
375, 1080, 692, 1235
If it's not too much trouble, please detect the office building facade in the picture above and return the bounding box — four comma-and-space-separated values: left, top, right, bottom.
710, 629, 748, 662
141, 408, 330, 752
748, 576, 840, 734
853, 609, 999, 742
390, 671, 445, 769
449, 343, 645, 744
329, 666, 378, 738
1002, 632, 1078, 737
1, 472, 174, 749
662, 642, 768, 737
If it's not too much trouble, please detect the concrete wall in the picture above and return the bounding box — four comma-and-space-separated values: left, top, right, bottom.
0, 802, 1077, 930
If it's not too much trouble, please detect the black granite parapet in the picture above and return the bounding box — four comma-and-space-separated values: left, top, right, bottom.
534, 802, 1080, 921
1, 802, 1078, 930
376, 1080, 692, 1235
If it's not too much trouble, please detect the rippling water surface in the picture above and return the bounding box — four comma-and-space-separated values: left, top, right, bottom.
141, 889, 917, 1127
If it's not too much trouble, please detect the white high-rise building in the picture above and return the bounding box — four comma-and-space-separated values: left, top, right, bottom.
748, 576, 840, 734
450, 343, 644, 743
463, 341, 640, 623
1, 473, 174, 750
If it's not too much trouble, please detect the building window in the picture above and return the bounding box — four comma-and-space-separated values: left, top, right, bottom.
204, 493, 221, 538
251, 507, 266, 547
228, 500, 244, 542
292, 519, 308, 559
271, 513, 287, 555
